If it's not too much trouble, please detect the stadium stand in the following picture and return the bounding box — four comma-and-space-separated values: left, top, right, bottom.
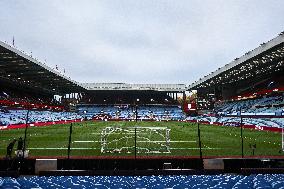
214, 94, 284, 116
0, 109, 82, 127
1, 174, 284, 188
187, 116, 284, 129
187, 34, 284, 129
0, 84, 81, 128
0, 89, 57, 105
77, 86, 186, 121
0, 85, 64, 111
79, 89, 181, 105
184, 93, 284, 129
77, 104, 185, 121
186, 91, 284, 131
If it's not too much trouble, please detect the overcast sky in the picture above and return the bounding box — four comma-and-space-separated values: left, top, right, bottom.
0, 0, 283, 85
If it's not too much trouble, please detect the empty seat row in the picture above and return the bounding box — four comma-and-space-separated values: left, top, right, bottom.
215, 95, 284, 115
77, 105, 185, 121
1, 174, 284, 189
0, 109, 82, 127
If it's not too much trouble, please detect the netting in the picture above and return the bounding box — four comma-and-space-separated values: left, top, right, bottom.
100, 126, 171, 154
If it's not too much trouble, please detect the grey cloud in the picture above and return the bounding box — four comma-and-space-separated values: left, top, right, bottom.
0, 0, 283, 84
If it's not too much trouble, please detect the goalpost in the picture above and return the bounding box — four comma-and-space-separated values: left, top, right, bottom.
282, 126, 284, 151
100, 126, 171, 154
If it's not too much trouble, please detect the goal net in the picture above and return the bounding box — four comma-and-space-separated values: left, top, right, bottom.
100, 126, 171, 154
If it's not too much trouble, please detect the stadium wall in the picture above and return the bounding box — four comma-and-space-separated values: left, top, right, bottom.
0, 119, 82, 130
187, 120, 282, 133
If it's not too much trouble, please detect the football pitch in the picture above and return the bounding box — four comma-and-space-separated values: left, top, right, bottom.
0, 121, 282, 158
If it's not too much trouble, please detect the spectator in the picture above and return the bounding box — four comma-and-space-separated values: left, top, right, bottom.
17, 137, 23, 150
6, 139, 16, 159
16, 137, 24, 157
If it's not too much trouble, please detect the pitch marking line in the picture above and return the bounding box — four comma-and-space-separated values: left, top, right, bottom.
28, 147, 100, 150
73, 140, 197, 143
26, 147, 222, 150
74, 141, 94, 143
169, 141, 196, 143
171, 147, 223, 150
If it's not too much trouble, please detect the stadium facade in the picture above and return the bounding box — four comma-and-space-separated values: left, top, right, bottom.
189, 32, 284, 110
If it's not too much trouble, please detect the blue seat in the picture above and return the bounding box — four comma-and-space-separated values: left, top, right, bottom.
2, 174, 284, 189
1, 178, 21, 189
111, 183, 130, 189
271, 180, 284, 189
171, 183, 190, 189
253, 178, 272, 188
92, 183, 109, 189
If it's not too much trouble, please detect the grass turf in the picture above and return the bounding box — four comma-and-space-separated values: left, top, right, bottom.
0, 121, 282, 158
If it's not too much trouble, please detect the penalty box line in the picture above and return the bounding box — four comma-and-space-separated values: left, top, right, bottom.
73, 140, 197, 143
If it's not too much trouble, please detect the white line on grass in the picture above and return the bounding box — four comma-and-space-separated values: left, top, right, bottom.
169, 141, 196, 143
27, 147, 100, 150
26, 147, 222, 150
134, 140, 196, 143
170, 147, 223, 150
73, 140, 196, 143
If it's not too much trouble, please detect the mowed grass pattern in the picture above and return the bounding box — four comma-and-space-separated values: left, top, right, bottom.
0, 121, 282, 158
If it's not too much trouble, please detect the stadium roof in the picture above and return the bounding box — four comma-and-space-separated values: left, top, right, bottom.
188, 32, 284, 90
82, 83, 187, 92
0, 41, 85, 94
0, 41, 187, 94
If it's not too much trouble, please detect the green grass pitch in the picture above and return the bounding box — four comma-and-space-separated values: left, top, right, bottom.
0, 121, 282, 158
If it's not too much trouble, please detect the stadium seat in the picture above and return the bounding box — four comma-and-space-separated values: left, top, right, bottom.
77, 104, 185, 121
2, 174, 284, 188
0, 110, 83, 127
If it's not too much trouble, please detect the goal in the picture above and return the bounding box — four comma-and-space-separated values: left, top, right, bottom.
100, 126, 171, 154
282, 126, 284, 151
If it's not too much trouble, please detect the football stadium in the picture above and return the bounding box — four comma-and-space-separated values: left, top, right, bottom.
0, 33, 284, 187
1, 1, 284, 188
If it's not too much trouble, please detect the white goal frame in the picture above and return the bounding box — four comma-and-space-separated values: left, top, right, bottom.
282, 126, 284, 151
100, 126, 171, 154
